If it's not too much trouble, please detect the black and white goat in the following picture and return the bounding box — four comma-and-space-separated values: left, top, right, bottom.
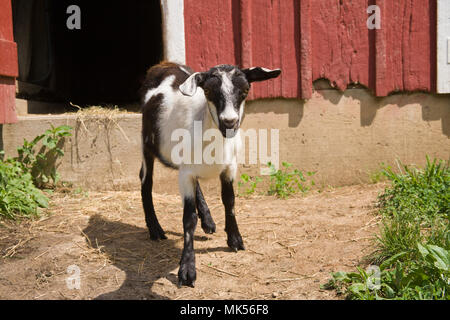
140, 62, 281, 287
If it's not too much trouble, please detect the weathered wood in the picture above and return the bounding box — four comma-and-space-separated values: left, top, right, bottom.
184, 0, 240, 70
0, 0, 17, 124
0, 76, 17, 124
184, 0, 436, 99
299, 0, 312, 99
239, 0, 253, 98
310, 0, 371, 92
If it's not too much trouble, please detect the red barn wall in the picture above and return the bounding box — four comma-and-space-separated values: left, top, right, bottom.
0, 0, 18, 124
184, 0, 437, 100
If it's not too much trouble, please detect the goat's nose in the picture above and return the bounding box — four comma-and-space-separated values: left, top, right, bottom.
223, 117, 238, 128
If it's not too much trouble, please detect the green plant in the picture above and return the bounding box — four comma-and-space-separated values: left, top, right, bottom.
322, 157, 449, 300
322, 243, 449, 300
14, 125, 72, 188
374, 157, 449, 262
237, 173, 262, 196
267, 162, 315, 199
368, 165, 387, 184
0, 154, 48, 220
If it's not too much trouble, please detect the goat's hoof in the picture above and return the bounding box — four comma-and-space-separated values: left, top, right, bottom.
227, 234, 245, 252
178, 263, 196, 287
201, 220, 216, 234
149, 229, 167, 241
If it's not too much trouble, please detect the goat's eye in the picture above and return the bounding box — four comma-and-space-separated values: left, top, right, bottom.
242, 89, 249, 98
203, 89, 210, 96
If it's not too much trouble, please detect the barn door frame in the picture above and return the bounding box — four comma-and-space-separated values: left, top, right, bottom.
160, 0, 186, 65
437, 0, 450, 93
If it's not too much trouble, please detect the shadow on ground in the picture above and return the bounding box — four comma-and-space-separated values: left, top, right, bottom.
82, 215, 230, 299
83, 215, 181, 299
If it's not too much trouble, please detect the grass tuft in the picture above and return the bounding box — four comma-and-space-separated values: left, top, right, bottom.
322, 157, 449, 300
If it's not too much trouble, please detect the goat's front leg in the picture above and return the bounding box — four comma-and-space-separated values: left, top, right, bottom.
178, 171, 198, 287
220, 170, 245, 251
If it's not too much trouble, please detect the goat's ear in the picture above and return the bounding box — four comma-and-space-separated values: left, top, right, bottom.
179, 72, 205, 96
242, 67, 281, 83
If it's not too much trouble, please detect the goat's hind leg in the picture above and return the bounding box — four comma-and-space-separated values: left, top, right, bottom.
195, 181, 216, 234
140, 150, 167, 240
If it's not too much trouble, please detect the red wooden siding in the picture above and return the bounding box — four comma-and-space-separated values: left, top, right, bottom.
0, 0, 18, 124
184, 0, 437, 99
184, 0, 241, 70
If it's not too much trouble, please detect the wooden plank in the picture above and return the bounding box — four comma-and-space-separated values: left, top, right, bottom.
382, 0, 435, 94
249, 0, 282, 99
310, 0, 371, 92
239, 0, 252, 68
184, 0, 239, 71
0, 0, 14, 41
299, 0, 312, 99
401, 0, 430, 91
240, 0, 299, 100
0, 0, 17, 78
0, 0, 17, 124
239, 0, 253, 99
0, 76, 17, 124
0, 39, 18, 77
279, 0, 300, 98
374, 0, 388, 96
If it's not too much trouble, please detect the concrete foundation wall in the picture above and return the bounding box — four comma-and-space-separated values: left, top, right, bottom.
2, 88, 449, 193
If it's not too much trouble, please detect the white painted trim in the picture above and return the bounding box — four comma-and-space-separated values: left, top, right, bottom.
160, 0, 186, 64
437, 0, 450, 93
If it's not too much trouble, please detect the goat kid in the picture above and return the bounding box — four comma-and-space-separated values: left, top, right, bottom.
140, 62, 281, 287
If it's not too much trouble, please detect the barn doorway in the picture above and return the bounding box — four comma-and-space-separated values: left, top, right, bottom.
12, 0, 163, 108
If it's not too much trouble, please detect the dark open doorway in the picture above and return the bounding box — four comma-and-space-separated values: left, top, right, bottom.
12, 0, 163, 108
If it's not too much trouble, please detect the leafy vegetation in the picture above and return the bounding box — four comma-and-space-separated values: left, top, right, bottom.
0, 125, 72, 220
322, 157, 449, 300
267, 162, 315, 199
0, 153, 48, 219
237, 162, 316, 198
14, 125, 72, 188
237, 173, 262, 196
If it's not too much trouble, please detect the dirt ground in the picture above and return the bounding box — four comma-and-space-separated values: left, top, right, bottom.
0, 184, 383, 300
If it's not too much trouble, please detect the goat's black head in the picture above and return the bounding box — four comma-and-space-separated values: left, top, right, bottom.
179, 65, 281, 137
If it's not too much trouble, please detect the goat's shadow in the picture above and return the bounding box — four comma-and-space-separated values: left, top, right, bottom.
83, 215, 178, 299
83, 215, 229, 300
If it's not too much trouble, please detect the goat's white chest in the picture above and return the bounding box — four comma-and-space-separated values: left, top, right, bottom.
181, 131, 241, 180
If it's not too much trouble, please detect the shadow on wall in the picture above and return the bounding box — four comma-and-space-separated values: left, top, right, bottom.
421, 99, 450, 138
311, 82, 450, 138
245, 98, 304, 128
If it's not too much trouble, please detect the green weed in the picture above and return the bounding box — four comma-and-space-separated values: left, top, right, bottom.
14, 125, 72, 188
267, 162, 315, 199
0, 125, 72, 220
237, 173, 262, 196
237, 162, 316, 199
0, 154, 48, 219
